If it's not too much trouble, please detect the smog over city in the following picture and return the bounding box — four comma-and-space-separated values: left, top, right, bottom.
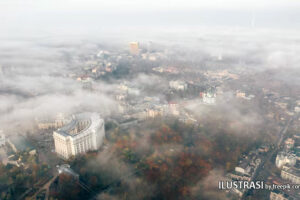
0, 1, 300, 200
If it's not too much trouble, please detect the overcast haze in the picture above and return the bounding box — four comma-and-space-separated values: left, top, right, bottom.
1, 0, 300, 39
1, 1, 300, 129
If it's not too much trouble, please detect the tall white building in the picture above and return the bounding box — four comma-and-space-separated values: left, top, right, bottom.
53, 113, 105, 159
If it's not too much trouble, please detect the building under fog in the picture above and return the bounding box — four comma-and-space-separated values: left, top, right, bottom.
202, 89, 216, 104
281, 165, 300, 184
53, 113, 105, 159
37, 113, 69, 130
129, 42, 139, 55
275, 151, 296, 168
169, 80, 187, 91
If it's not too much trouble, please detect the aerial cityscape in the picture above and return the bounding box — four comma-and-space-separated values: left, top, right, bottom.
0, 0, 300, 200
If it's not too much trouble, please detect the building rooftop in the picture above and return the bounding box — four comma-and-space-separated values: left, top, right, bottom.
277, 151, 296, 158
282, 165, 300, 177
56, 112, 102, 137
57, 164, 79, 179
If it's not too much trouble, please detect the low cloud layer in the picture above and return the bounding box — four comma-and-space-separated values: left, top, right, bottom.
0, 28, 299, 133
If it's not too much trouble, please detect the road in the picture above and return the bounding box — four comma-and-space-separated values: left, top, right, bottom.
241, 117, 293, 200
30, 174, 58, 200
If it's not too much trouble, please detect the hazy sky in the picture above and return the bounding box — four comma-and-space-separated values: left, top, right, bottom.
1, 0, 300, 11
1, 0, 300, 39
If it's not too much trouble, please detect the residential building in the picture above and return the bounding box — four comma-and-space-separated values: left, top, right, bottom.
281, 165, 300, 184
129, 42, 139, 55
275, 151, 296, 168
270, 190, 291, 200
169, 80, 187, 91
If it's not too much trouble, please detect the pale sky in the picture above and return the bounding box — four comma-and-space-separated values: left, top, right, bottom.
0, 0, 300, 38
1, 0, 300, 11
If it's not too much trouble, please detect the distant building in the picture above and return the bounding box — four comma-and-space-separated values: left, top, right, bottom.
227, 172, 251, 182
294, 106, 300, 113
284, 138, 295, 150
235, 164, 252, 176
0, 131, 5, 146
37, 113, 69, 130
203, 88, 216, 104
275, 151, 296, 168
38, 122, 57, 130
236, 91, 246, 98
169, 80, 187, 91
258, 145, 269, 153
169, 102, 180, 116
129, 42, 139, 55
53, 113, 105, 159
270, 190, 291, 200
234, 151, 261, 177
231, 187, 244, 197
294, 147, 300, 161
281, 165, 300, 184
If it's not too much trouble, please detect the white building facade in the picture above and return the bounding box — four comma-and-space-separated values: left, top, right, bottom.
275, 151, 296, 168
53, 113, 105, 159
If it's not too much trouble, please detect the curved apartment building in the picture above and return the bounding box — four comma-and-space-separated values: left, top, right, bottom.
53, 113, 105, 159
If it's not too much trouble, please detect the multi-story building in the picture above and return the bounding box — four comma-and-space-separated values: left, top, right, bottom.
284, 138, 295, 150
147, 108, 163, 118
236, 91, 246, 98
270, 190, 291, 200
129, 42, 139, 55
57, 164, 79, 180
275, 151, 296, 168
281, 165, 300, 184
169, 80, 187, 91
53, 113, 105, 159
37, 113, 69, 130
202, 88, 217, 105
227, 172, 251, 182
